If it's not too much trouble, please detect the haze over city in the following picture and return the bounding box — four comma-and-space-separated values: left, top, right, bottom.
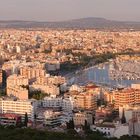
0, 0, 140, 21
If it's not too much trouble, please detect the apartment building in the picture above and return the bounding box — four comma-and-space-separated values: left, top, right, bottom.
6, 74, 29, 100
7, 85, 28, 100
0, 98, 37, 121
114, 88, 140, 108
36, 75, 66, 85
42, 97, 62, 108
74, 92, 97, 111
73, 112, 93, 126
44, 110, 62, 127
41, 97, 74, 113
62, 98, 74, 112
20, 66, 46, 82
30, 84, 60, 97
7, 74, 29, 87
0, 113, 21, 126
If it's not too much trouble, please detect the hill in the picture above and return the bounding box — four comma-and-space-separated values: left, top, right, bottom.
0, 17, 140, 29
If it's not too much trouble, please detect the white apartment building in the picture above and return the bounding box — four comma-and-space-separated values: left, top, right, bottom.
0, 98, 37, 121
42, 97, 62, 108
62, 98, 74, 112
42, 97, 74, 113
44, 110, 62, 127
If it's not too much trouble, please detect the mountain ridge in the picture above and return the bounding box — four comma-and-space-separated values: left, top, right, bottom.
0, 17, 140, 29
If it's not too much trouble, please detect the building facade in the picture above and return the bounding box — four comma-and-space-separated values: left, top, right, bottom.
0, 98, 37, 121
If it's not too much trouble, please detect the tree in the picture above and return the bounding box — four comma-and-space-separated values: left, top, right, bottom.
70, 119, 75, 129
24, 112, 28, 127
84, 120, 91, 134
66, 122, 70, 129
92, 116, 95, 125
67, 119, 75, 129
34, 114, 37, 127
121, 108, 126, 124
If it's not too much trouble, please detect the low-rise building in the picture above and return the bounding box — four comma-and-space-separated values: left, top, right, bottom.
91, 123, 129, 138
44, 110, 62, 128
0, 113, 21, 126
73, 112, 93, 126
30, 84, 60, 97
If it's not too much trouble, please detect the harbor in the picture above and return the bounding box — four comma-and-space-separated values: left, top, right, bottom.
68, 60, 140, 88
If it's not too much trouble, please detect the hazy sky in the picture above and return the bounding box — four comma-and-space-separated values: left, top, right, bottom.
0, 0, 140, 21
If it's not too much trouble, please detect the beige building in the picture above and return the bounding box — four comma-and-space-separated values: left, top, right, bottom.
73, 112, 93, 126
7, 85, 28, 100
74, 92, 97, 110
36, 75, 65, 85
30, 84, 60, 97
114, 88, 140, 108
7, 74, 29, 87
131, 84, 140, 90
104, 91, 114, 104
20, 67, 46, 82
6, 74, 29, 100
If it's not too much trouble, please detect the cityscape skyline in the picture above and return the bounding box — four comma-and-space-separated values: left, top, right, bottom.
0, 0, 140, 22
1, 1, 140, 139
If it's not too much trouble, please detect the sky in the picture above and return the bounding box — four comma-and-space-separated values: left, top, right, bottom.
0, 0, 140, 22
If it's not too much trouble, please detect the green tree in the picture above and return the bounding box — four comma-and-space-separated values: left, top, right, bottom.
24, 112, 28, 127
67, 119, 75, 129
83, 120, 91, 134
92, 116, 95, 125
121, 108, 126, 124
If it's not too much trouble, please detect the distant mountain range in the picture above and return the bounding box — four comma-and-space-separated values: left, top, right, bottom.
0, 17, 140, 29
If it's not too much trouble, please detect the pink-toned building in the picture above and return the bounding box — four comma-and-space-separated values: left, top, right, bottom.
7, 85, 28, 100
7, 74, 29, 87
30, 84, 60, 97
20, 66, 46, 82
0, 113, 21, 126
